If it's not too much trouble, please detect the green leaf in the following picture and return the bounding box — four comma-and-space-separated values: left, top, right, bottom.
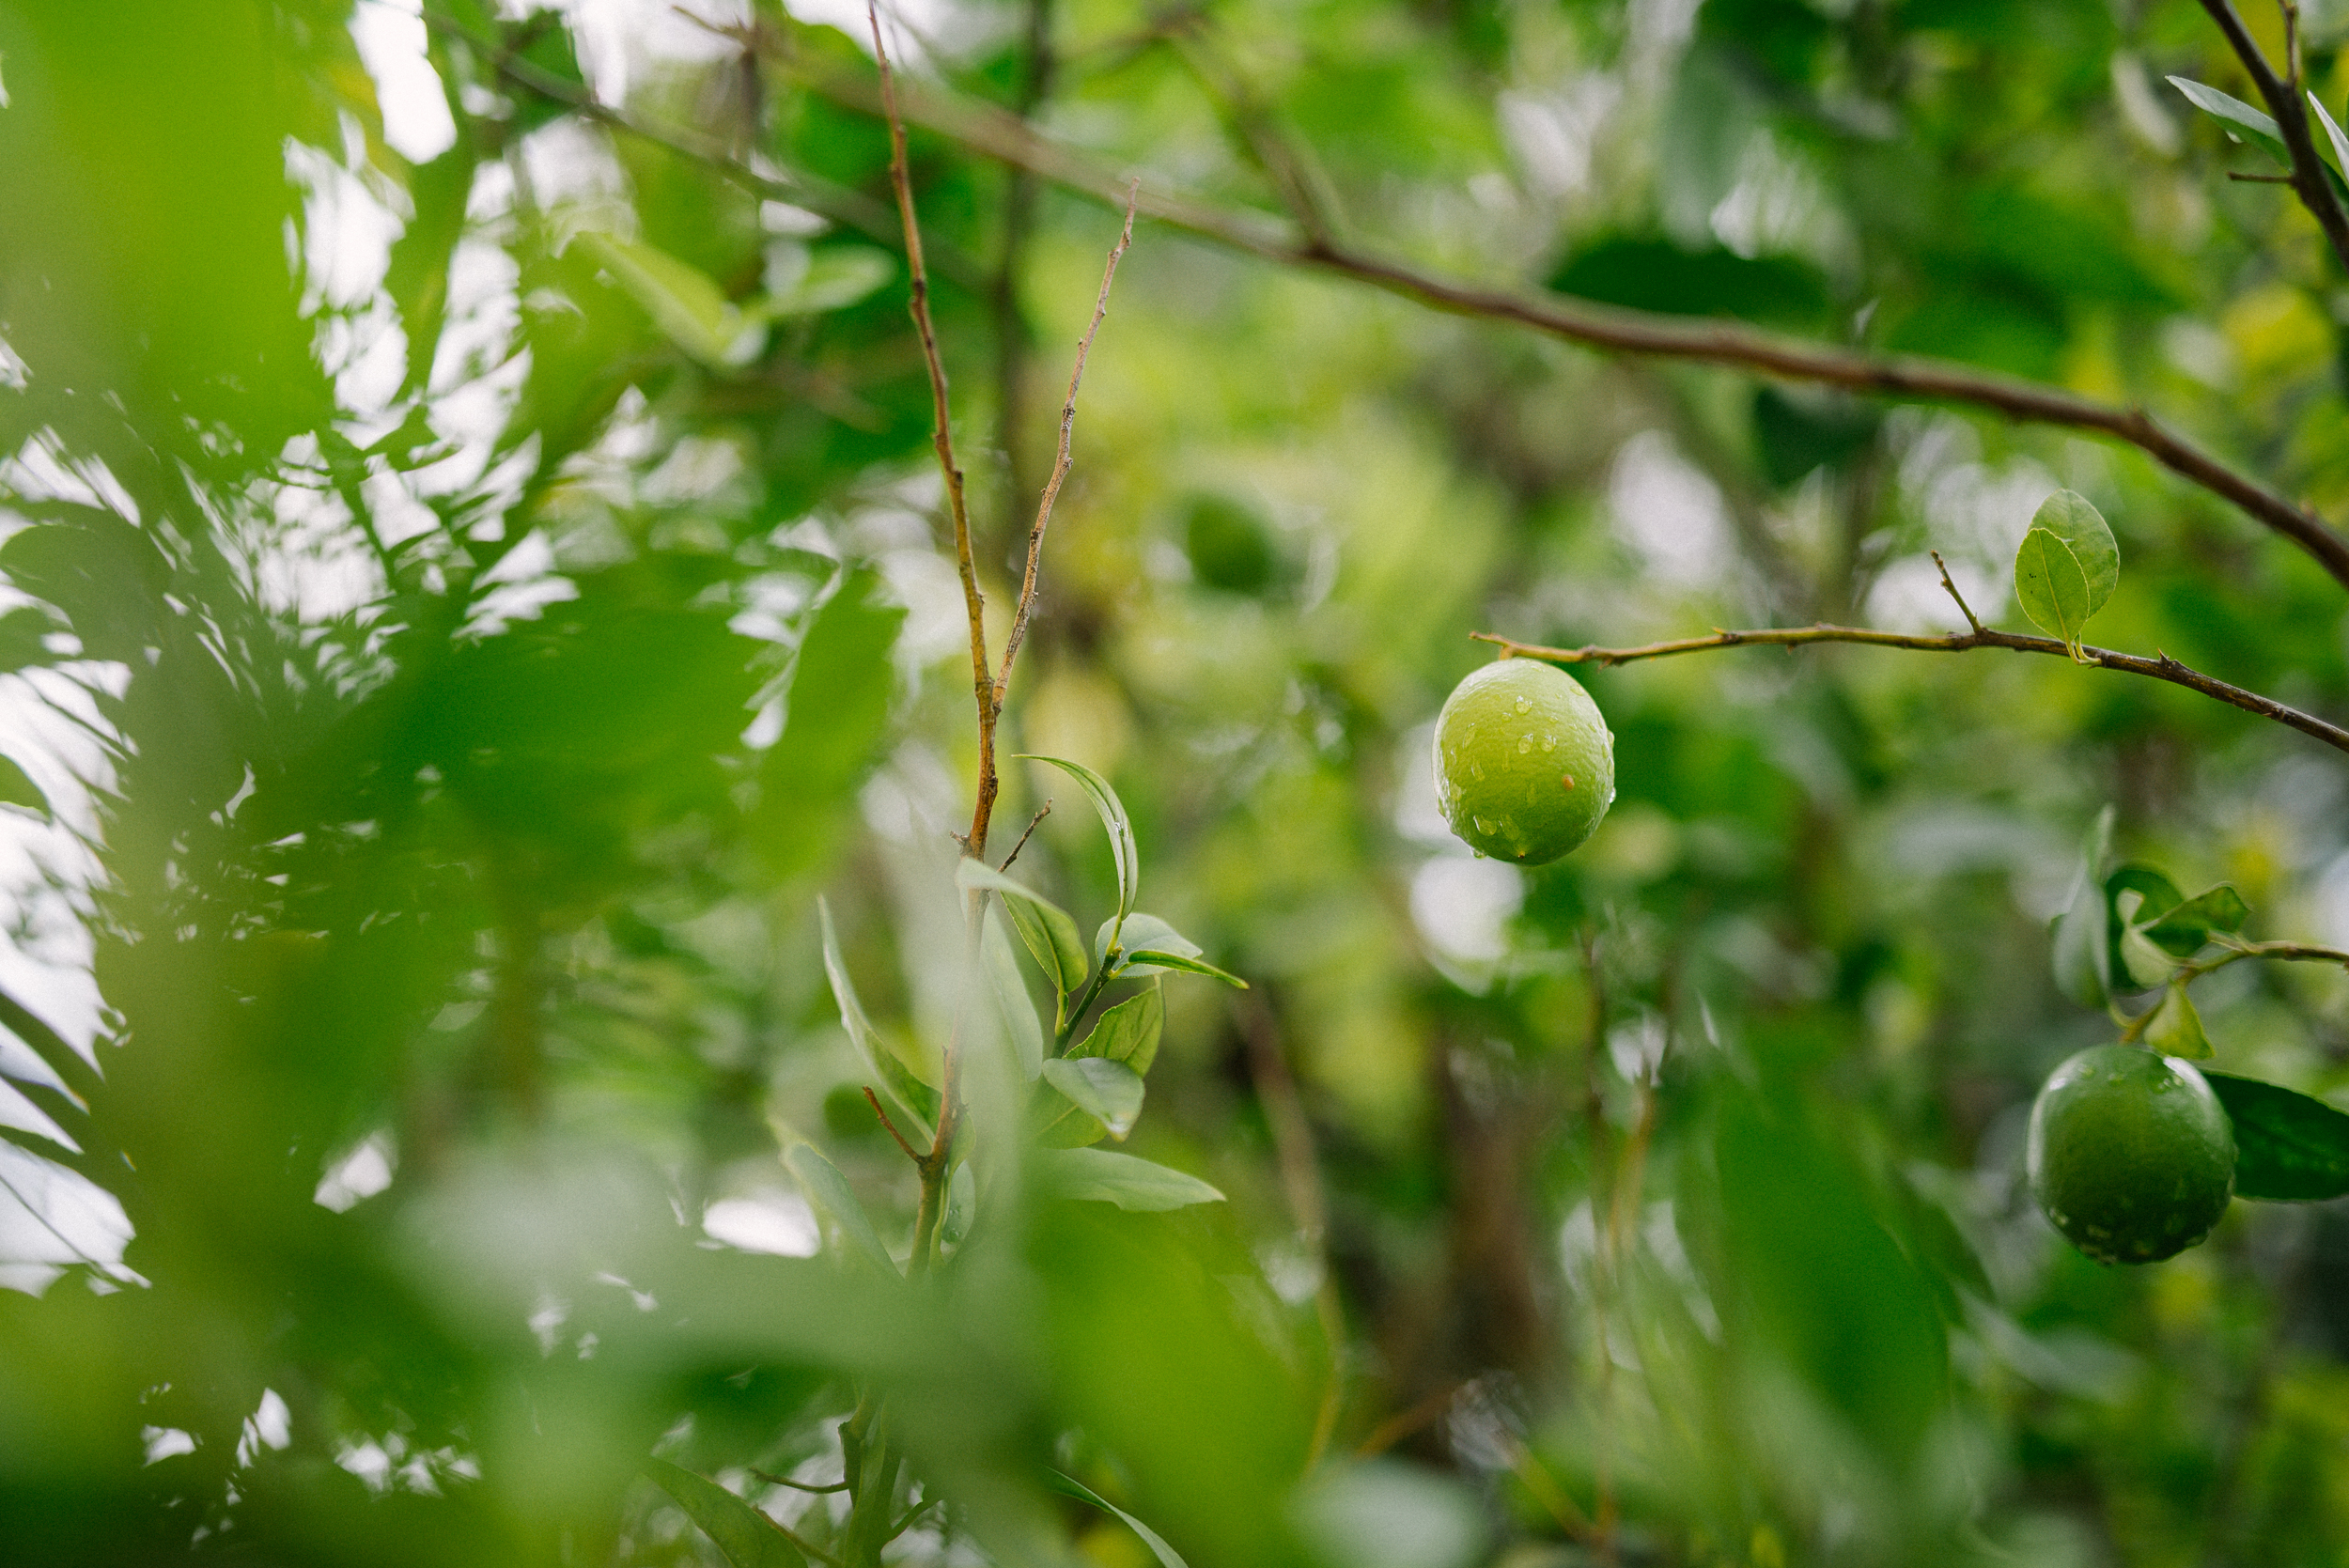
1041, 1057, 1145, 1141
0, 754, 46, 815
2105, 865, 2185, 990
1047, 1469, 1193, 1568
1016, 754, 1138, 924
1037, 986, 1165, 1146
1037, 1147, 1226, 1211
758, 569, 903, 882
2168, 75, 2349, 205
818, 898, 942, 1126
1125, 951, 1249, 987
2310, 91, 2349, 179
759, 245, 895, 317
573, 231, 765, 369
2030, 490, 2118, 618
957, 858, 1089, 1002
981, 908, 1045, 1080
644, 1459, 811, 1568
1072, 984, 1163, 1077
2203, 1071, 2349, 1200
2015, 526, 2093, 657
2145, 885, 2251, 955
2119, 925, 2177, 989
783, 1141, 897, 1275
2144, 985, 2212, 1060
2051, 808, 2116, 1006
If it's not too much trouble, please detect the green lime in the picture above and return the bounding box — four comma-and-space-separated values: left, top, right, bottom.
2027, 1044, 2235, 1265
1433, 659, 1614, 864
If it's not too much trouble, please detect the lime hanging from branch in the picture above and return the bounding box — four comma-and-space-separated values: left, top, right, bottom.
2028, 1044, 2234, 1265
1433, 659, 1615, 863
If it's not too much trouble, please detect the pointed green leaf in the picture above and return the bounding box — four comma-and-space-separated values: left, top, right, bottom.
1016, 754, 1138, 923
2144, 985, 2212, 1059
1037, 1147, 1226, 1211
2311, 91, 2349, 177
783, 1141, 896, 1275
2168, 76, 2349, 204
2015, 527, 2092, 656
2203, 1071, 2349, 1200
1125, 951, 1249, 987
645, 1459, 811, 1568
957, 858, 1088, 999
1099, 911, 1198, 970
1041, 1056, 1145, 1141
2146, 885, 2251, 955
759, 246, 895, 317
574, 232, 765, 368
1047, 1469, 1193, 1568
2120, 925, 2177, 989
818, 898, 941, 1126
981, 908, 1045, 1080
1072, 984, 1164, 1077
2030, 490, 2118, 617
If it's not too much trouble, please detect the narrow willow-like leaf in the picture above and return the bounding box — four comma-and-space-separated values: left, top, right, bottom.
1037, 1147, 1226, 1211
1016, 753, 1138, 922
1124, 951, 1249, 987
574, 232, 764, 368
758, 246, 894, 318
981, 908, 1045, 1080
2015, 526, 2092, 657
2310, 91, 2349, 179
2167, 76, 2349, 204
2144, 984, 2212, 1059
645, 1459, 811, 1568
2204, 1071, 2349, 1200
783, 1142, 897, 1275
1047, 1469, 1193, 1568
2030, 490, 2118, 617
818, 898, 941, 1124
957, 858, 1088, 1000
1041, 1056, 1145, 1140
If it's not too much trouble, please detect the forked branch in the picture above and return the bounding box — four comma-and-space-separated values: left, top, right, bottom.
2196, 0, 2349, 276
1474, 555, 2349, 754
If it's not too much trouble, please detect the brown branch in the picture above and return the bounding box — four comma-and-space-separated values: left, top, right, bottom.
997, 800, 1050, 872
992, 184, 1138, 714
763, 47, 2349, 595
2196, 0, 2349, 275
1470, 623, 2349, 754
862, 1085, 923, 1165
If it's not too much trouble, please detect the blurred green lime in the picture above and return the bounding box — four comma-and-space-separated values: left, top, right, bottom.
2028, 1044, 2235, 1265
1432, 660, 1614, 864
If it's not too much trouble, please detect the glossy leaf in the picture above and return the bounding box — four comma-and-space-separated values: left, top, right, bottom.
1072, 984, 1164, 1078
2170, 75, 2349, 204
2204, 1071, 2349, 1200
1125, 951, 1249, 987
2146, 885, 2251, 954
1017, 754, 1138, 923
2030, 490, 2117, 617
1047, 1468, 1193, 1568
1042, 1056, 1145, 1141
644, 1458, 811, 1568
1037, 1147, 1226, 1211
818, 898, 942, 1125
958, 858, 1089, 1001
2311, 91, 2349, 179
2144, 985, 2212, 1060
784, 1141, 896, 1275
2015, 527, 2092, 656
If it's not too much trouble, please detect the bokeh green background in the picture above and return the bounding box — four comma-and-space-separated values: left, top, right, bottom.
6, 0, 2349, 1563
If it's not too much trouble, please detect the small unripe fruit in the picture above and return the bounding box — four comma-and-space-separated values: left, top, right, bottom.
1433, 660, 1614, 864
2028, 1044, 2235, 1265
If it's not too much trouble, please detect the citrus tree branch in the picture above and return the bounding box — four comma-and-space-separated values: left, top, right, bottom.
2196, 0, 2349, 275
761, 44, 2349, 595
866, 3, 997, 861
1470, 621, 2349, 757
992, 183, 1137, 714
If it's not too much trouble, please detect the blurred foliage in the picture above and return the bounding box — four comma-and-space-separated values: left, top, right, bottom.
5, 0, 2349, 1564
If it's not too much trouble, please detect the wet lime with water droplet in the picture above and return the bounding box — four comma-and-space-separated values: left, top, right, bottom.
1433, 659, 1614, 863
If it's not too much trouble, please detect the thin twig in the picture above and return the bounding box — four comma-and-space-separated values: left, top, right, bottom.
998, 801, 1051, 872
1930, 550, 1985, 632
863, 1085, 924, 1165
2230, 170, 2297, 182
1470, 624, 2349, 754
2118, 939, 2349, 1037
2285, 0, 2303, 93
992, 183, 1139, 713
2196, 0, 2349, 276
760, 46, 2349, 594
869, 0, 997, 861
